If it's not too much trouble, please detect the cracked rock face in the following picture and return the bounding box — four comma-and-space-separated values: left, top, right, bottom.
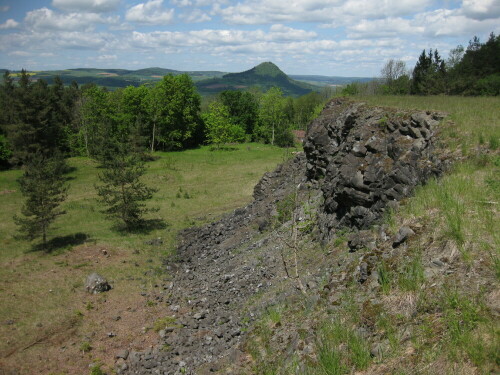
304, 98, 446, 240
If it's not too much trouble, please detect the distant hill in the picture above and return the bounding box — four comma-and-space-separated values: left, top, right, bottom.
9, 67, 227, 89
195, 62, 314, 96
1, 63, 372, 96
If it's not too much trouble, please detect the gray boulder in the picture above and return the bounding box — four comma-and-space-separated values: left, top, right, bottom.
85, 273, 112, 294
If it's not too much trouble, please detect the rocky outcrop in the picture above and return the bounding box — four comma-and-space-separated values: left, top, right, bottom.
304, 98, 445, 240
121, 99, 448, 374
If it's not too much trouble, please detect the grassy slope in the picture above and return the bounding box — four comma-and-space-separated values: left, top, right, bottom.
0, 143, 287, 374
245, 96, 500, 375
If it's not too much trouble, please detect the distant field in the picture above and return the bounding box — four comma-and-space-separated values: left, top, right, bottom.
0, 143, 288, 374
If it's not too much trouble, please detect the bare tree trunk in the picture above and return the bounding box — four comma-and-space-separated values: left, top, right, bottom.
275, 183, 307, 295
42, 226, 47, 250
151, 120, 156, 152
83, 121, 89, 157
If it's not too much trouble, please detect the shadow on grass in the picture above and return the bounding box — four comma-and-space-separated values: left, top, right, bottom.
210, 146, 239, 151
29, 232, 89, 254
115, 218, 168, 235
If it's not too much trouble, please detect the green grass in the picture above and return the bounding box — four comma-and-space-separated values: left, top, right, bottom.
0, 143, 286, 260
305, 320, 371, 375
0, 142, 286, 368
377, 260, 392, 295
362, 96, 499, 264
397, 251, 425, 292
360, 96, 499, 373
247, 96, 499, 375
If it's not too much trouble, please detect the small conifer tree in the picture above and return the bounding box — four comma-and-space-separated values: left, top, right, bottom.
14, 154, 68, 249
95, 149, 158, 231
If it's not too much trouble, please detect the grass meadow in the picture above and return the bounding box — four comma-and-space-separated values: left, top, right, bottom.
0, 142, 287, 374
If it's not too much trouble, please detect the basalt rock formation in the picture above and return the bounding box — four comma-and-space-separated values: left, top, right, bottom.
304, 98, 446, 240
121, 99, 447, 374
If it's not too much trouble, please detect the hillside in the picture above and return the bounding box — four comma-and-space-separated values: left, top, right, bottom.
195, 62, 315, 96
0, 96, 498, 375
0, 144, 287, 375
117, 97, 499, 375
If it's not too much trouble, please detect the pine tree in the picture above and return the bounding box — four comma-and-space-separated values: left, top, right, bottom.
14, 153, 68, 249
95, 148, 158, 231
411, 49, 447, 95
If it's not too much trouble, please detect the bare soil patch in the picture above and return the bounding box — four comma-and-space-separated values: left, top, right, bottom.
0, 244, 168, 375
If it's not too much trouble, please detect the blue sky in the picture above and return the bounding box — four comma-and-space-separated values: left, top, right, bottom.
0, 0, 499, 76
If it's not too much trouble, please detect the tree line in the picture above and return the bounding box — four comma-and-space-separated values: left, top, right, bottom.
343, 32, 500, 96
0, 70, 328, 248
0, 71, 328, 168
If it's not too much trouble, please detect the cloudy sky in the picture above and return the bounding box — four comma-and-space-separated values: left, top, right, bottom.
0, 0, 499, 76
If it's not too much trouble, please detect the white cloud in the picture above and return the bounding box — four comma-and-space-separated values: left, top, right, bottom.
180, 9, 211, 23
25, 8, 117, 32
344, 5, 500, 39
217, 0, 433, 25
340, 0, 433, 19
8, 51, 31, 56
172, 0, 229, 7
55, 31, 116, 49
131, 25, 317, 50
96, 54, 117, 61
172, 0, 192, 6
347, 18, 423, 38
0, 19, 19, 29
52, 0, 120, 13
0, 6, 9, 12
126, 0, 175, 25
462, 0, 500, 20
269, 24, 317, 40
414, 8, 500, 37
0, 30, 116, 52
109, 22, 134, 30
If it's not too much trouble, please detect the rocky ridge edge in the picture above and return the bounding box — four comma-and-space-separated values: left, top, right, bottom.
120, 98, 448, 374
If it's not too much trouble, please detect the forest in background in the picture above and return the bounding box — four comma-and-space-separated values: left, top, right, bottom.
0, 71, 330, 171
343, 32, 500, 96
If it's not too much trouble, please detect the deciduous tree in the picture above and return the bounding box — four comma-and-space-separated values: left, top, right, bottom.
257, 87, 289, 146
219, 90, 259, 135
203, 101, 245, 149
